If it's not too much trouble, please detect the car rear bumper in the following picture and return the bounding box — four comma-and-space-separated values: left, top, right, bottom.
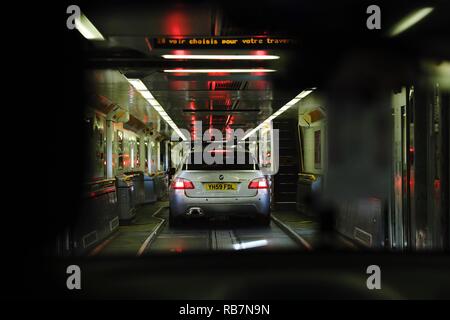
169, 189, 270, 218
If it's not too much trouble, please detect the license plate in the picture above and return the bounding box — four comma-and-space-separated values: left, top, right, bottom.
204, 183, 237, 191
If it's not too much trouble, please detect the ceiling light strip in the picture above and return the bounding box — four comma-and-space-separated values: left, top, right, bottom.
162, 54, 280, 60
241, 89, 315, 140
126, 78, 187, 141
389, 7, 434, 37
163, 69, 276, 73
75, 12, 105, 41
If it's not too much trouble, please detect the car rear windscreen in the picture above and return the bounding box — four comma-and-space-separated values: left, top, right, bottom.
184, 151, 259, 170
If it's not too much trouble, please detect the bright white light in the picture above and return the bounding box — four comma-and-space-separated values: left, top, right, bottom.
280, 103, 296, 111
242, 89, 315, 140
273, 110, 283, 116
153, 105, 165, 112
162, 54, 280, 60
147, 99, 159, 105
284, 99, 299, 107
233, 240, 268, 250
296, 89, 315, 99
75, 13, 105, 41
127, 79, 148, 91
130, 146, 134, 168
163, 69, 276, 73
126, 78, 187, 140
389, 7, 434, 37
140, 91, 154, 99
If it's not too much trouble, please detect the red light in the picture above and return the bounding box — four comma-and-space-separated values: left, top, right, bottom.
171, 178, 195, 190
434, 179, 441, 191
164, 12, 190, 37
248, 178, 269, 189
208, 72, 228, 76
209, 81, 216, 90
254, 50, 267, 55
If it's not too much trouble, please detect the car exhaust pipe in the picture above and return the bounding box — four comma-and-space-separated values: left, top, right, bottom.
187, 207, 204, 216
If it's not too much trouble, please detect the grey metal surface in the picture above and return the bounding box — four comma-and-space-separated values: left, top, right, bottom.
169, 151, 270, 219
143, 174, 157, 203
115, 175, 137, 221
74, 180, 119, 256
335, 198, 384, 248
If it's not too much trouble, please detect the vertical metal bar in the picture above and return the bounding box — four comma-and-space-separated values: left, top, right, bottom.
440, 93, 449, 250
413, 86, 429, 249
106, 119, 113, 178
156, 141, 161, 172
147, 138, 152, 174
139, 133, 145, 171
165, 140, 169, 171
404, 87, 412, 250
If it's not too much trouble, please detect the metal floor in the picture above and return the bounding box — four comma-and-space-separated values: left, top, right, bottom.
144, 208, 301, 254
91, 202, 355, 256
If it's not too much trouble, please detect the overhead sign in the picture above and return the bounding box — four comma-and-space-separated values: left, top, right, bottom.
151, 36, 297, 49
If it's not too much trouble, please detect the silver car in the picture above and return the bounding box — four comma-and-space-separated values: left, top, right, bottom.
169, 150, 271, 226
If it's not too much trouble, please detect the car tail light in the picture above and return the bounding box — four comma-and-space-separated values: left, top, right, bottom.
248, 178, 269, 189
171, 178, 195, 189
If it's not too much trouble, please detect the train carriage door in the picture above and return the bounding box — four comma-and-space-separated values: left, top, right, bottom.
425, 84, 448, 249
390, 87, 412, 250
402, 84, 449, 250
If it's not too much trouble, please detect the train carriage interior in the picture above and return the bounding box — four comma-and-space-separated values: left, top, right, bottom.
22, 0, 450, 299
